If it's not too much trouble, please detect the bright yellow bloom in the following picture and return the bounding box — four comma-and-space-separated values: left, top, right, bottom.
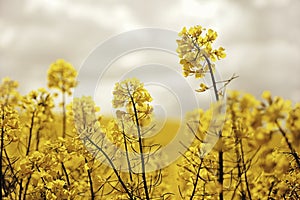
177, 26, 226, 79
21, 88, 54, 122
112, 78, 153, 127
0, 77, 20, 106
287, 103, 300, 146
195, 83, 209, 92
0, 105, 20, 142
67, 96, 101, 138
47, 59, 78, 95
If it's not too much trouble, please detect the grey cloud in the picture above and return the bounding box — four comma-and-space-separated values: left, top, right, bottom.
0, 0, 299, 106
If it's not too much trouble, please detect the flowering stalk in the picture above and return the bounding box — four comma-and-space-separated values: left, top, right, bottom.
0, 78, 19, 199
112, 78, 153, 199
71, 96, 135, 199
127, 85, 150, 200
47, 59, 77, 138
177, 26, 226, 199
84, 136, 134, 199
203, 53, 224, 200
0, 106, 20, 199
202, 52, 224, 199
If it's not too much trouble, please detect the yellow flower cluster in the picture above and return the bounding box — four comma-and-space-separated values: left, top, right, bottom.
20, 88, 55, 155
67, 96, 101, 137
112, 78, 153, 127
1, 46, 299, 199
21, 88, 54, 123
47, 59, 78, 95
0, 77, 19, 106
178, 90, 300, 199
177, 26, 226, 79
261, 90, 292, 123
47, 59, 78, 138
0, 105, 20, 142
17, 137, 97, 199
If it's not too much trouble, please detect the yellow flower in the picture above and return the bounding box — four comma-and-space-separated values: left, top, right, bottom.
262, 90, 272, 104
176, 25, 226, 79
195, 83, 209, 92
112, 78, 153, 127
0, 105, 20, 142
0, 77, 20, 106
205, 29, 218, 43
47, 59, 78, 95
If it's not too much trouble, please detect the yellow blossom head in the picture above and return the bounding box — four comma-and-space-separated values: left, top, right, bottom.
177, 26, 226, 79
47, 59, 78, 95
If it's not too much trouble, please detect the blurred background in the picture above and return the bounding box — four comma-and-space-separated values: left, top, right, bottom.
1, 0, 299, 116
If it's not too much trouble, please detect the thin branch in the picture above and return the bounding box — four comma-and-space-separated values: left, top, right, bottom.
276, 120, 300, 168
84, 136, 134, 200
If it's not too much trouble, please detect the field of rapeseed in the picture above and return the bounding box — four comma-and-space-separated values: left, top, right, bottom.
1, 26, 299, 199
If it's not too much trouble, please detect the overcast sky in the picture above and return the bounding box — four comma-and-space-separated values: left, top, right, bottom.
1, 0, 300, 116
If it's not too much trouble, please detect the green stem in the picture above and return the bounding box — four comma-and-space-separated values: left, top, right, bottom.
121, 121, 133, 182
190, 158, 203, 200
203, 55, 219, 101
61, 162, 70, 187
276, 120, 300, 168
85, 158, 95, 200
26, 110, 36, 156
35, 128, 41, 151
84, 136, 134, 200
62, 91, 66, 138
128, 87, 150, 200
203, 54, 223, 200
23, 172, 33, 200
